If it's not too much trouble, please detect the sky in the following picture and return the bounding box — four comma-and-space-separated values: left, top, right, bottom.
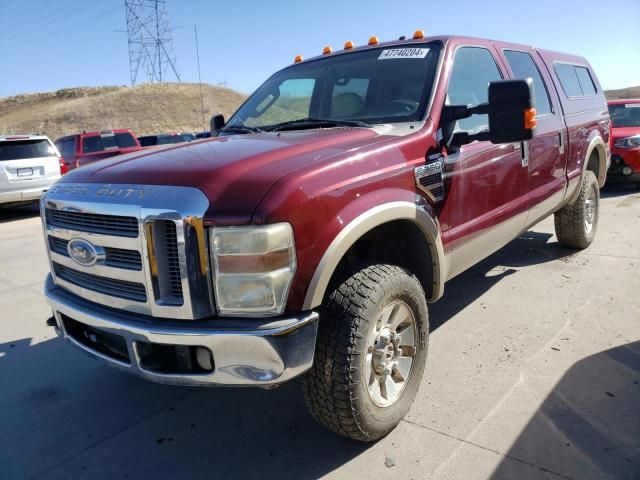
0, 0, 639, 98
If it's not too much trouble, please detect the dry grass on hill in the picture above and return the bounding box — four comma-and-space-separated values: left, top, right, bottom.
0, 83, 247, 140
604, 86, 640, 100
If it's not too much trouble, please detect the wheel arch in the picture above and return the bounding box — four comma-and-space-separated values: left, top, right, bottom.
302, 201, 447, 310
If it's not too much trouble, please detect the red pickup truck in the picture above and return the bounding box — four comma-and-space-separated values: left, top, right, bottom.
42, 33, 609, 441
53, 129, 143, 172
607, 99, 640, 186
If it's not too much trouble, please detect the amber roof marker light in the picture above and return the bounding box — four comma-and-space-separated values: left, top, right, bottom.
368, 36, 379, 45
344, 40, 354, 50
322, 45, 332, 55
524, 108, 537, 129
413, 29, 425, 39
294, 55, 303, 63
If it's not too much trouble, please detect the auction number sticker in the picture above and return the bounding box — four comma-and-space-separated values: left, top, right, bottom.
378, 48, 429, 60
625, 103, 640, 108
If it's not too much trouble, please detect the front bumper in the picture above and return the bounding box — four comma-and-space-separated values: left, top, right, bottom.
45, 275, 319, 386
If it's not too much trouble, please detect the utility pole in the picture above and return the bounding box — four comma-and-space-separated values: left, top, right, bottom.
124, 0, 180, 85
194, 25, 206, 131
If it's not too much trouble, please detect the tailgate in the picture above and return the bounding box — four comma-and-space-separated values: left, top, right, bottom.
0, 156, 60, 189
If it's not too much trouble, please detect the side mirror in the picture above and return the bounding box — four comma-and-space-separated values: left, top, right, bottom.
444, 78, 537, 147
486, 79, 536, 144
210, 114, 225, 136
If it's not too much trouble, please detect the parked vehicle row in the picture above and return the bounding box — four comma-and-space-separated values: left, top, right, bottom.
41, 31, 613, 441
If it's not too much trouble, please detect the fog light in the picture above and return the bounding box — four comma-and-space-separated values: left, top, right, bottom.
622, 166, 633, 176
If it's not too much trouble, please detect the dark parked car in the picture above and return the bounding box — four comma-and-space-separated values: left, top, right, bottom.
138, 132, 196, 147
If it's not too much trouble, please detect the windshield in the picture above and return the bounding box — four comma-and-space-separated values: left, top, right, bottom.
0, 139, 56, 161
609, 103, 640, 128
226, 43, 441, 131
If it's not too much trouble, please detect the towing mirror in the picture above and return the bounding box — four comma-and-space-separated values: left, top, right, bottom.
445, 78, 536, 147
486, 79, 536, 144
210, 114, 225, 136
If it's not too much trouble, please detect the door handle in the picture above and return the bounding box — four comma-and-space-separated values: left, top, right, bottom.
558, 130, 565, 154
520, 141, 529, 168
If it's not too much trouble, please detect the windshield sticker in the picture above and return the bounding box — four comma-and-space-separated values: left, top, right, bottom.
378, 48, 429, 60
625, 103, 640, 108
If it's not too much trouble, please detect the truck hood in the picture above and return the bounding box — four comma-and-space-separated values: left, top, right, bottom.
59, 128, 388, 220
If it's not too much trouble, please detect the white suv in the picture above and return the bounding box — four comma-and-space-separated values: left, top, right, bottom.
0, 135, 62, 206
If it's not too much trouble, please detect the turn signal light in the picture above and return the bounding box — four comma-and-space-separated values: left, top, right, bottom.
524, 108, 537, 129
413, 29, 425, 39
294, 55, 303, 63
344, 40, 354, 50
322, 45, 332, 55
368, 36, 378, 45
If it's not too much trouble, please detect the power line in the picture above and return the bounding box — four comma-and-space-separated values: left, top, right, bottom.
0, 0, 95, 36
1, 5, 122, 49
125, 0, 180, 85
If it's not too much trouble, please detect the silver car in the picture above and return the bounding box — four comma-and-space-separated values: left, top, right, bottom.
0, 135, 62, 206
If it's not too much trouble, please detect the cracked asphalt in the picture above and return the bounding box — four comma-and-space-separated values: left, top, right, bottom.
1, 186, 639, 480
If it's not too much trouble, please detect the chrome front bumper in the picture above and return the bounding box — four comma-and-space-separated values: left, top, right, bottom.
45, 275, 319, 386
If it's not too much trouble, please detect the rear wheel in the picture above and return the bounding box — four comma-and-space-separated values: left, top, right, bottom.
303, 263, 428, 442
554, 171, 599, 249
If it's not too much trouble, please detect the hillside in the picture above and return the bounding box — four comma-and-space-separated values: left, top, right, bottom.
0, 83, 247, 140
604, 86, 640, 100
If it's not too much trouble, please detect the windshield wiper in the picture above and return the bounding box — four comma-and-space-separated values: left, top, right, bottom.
267, 117, 371, 132
220, 124, 264, 134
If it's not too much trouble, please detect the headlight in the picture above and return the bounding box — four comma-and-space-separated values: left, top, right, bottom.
210, 223, 296, 316
614, 135, 640, 149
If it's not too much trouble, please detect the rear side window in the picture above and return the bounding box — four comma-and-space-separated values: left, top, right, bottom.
139, 137, 156, 147
554, 63, 597, 98
55, 138, 76, 159
575, 67, 596, 96
83, 133, 138, 153
446, 46, 503, 134
115, 132, 137, 147
0, 139, 56, 161
504, 50, 552, 115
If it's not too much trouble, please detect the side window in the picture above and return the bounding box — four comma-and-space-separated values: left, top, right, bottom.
504, 50, 552, 115
554, 64, 583, 97
446, 47, 503, 134
575, 67, 596, 96
331, 78, 369, 118
244, 78, 315, 127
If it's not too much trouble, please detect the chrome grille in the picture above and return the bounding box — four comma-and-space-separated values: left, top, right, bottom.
42, 183, 214, 319
46, 208, 139, 237
49, 236, 142, 270
53, 262, 147, 303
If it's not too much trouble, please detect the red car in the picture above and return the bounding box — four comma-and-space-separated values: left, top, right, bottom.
607, 99, 640, 186
42, 33, 609, 441
54, 129, 143, 171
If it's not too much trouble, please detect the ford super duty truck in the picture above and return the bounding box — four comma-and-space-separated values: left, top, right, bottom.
42, 32, 610, 441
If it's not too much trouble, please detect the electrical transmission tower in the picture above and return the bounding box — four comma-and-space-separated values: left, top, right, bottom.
125, 0, 181, 85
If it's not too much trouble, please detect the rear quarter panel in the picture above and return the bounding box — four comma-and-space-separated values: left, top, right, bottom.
536, 49, 610, 192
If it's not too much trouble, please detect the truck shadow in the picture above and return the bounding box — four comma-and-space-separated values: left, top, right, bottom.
490, 341, 640, 479
429, 230, 575, 331
0, 336, 369, 479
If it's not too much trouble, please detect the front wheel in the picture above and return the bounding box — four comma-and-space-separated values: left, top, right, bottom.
303, 263, 429, 442
554, 171, 599, 249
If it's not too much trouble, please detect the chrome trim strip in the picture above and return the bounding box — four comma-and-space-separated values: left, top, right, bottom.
46, 276, 318, 386
302, 201, 446, 309
42, 183, 214, 320
50, 251, 145, 283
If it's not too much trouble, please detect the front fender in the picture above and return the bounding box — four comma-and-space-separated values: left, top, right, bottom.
301, 190, 447, 310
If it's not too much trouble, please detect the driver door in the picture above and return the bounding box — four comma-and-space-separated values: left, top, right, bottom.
439, 45, 529, 278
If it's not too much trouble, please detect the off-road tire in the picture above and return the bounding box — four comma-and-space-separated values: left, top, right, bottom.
303, 263, 429, 442
554, 171, 599, 249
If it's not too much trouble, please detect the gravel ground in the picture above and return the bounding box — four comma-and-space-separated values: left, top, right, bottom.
1, 186, 639, 480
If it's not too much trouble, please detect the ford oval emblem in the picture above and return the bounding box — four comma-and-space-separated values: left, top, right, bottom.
67, 239, 99, 266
